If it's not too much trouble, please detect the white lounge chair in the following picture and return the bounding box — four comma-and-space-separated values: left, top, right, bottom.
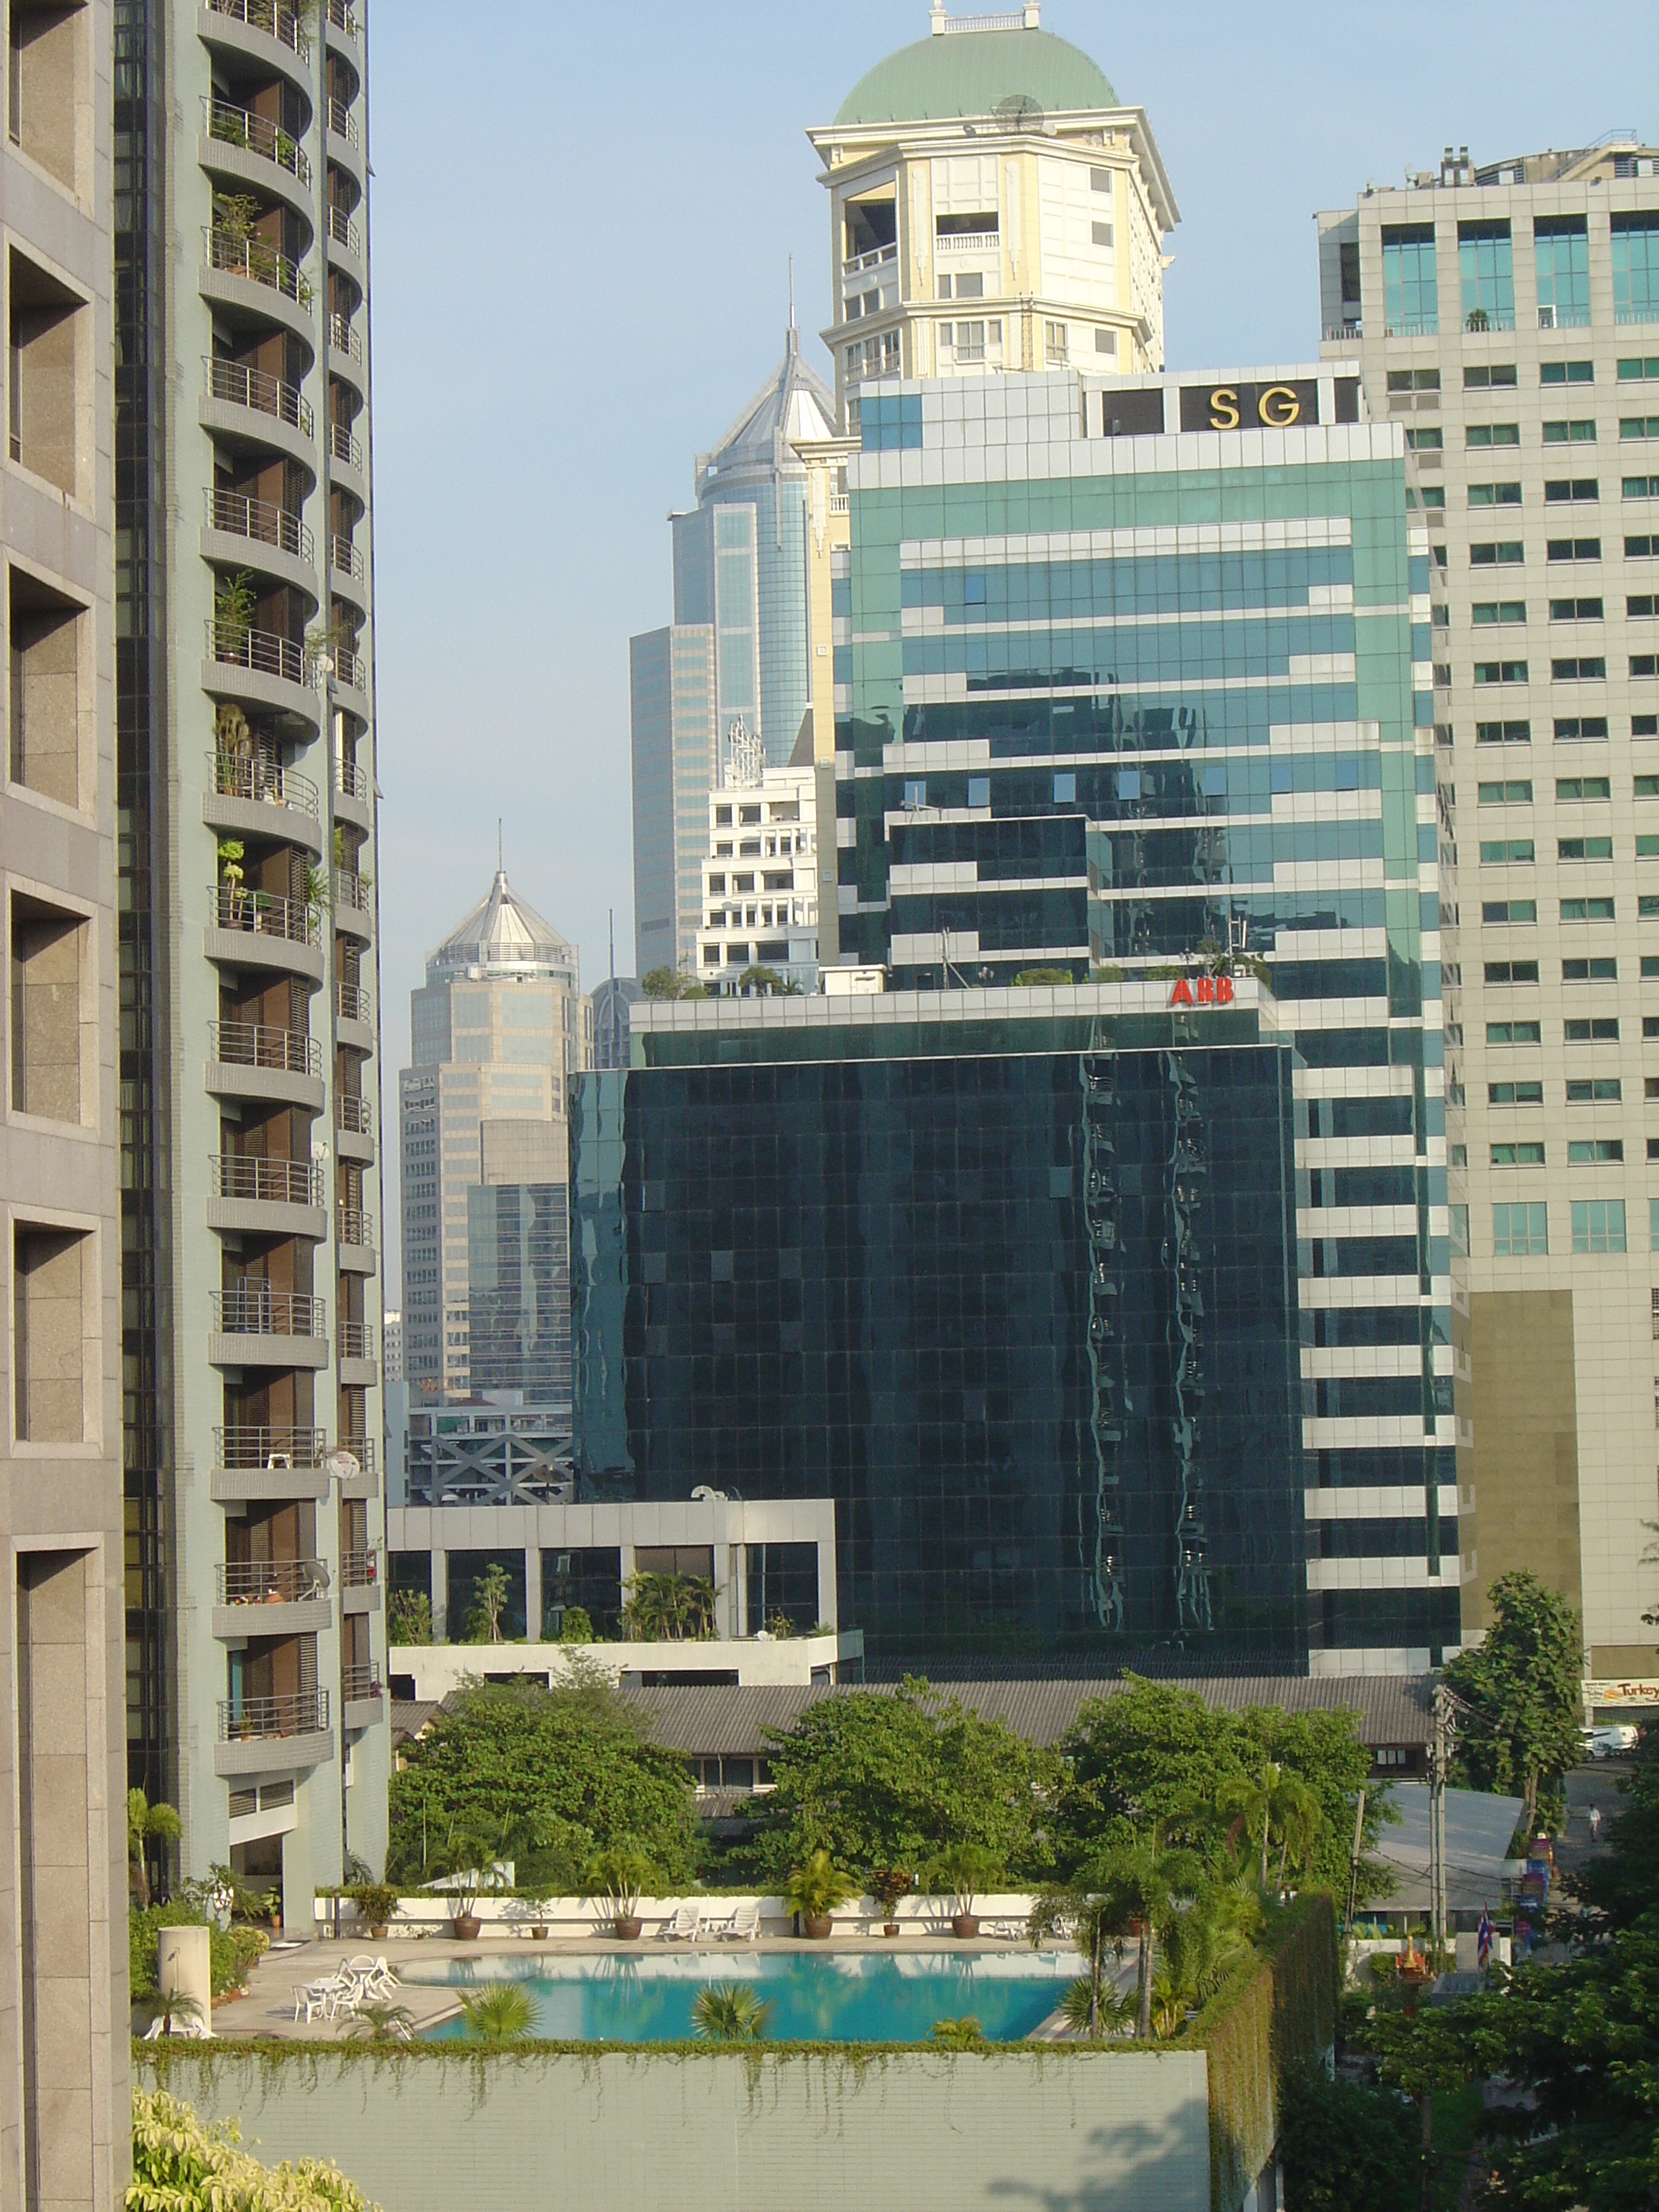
659, 1902, 703, 1941
981, 1916, 1028, 1942
715, 1901, 761, 1943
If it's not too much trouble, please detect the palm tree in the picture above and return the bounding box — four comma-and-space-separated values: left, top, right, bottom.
458, 1982, 534, 2042
1031, 1884, 1128, 2038
1089, 1833, 1202, 2041
1216, 1761, 1324, 1891
343, 2001, 414, 2045
692, 1984, 772, 2041
128, 1788, 182, 1910
1057, 1976, 1131, 2039
929, 2017, 988, 2051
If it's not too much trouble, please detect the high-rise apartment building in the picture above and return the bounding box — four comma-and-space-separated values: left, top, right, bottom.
630, 333, 836, 977
115, 0, 386, 1906
809, 4, 1177, 422
1318, 139, 1659, 1680
696, 725, 819, 993
3, 0, 130, 2191
399, 870, 590, 1405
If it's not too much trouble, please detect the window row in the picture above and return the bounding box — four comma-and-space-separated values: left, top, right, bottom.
1470, 596, 1659, 620
1473, 534, 1659, 561
1472, 657, 1659, 678
1389, 358, 1659, 392
1380, 217, 1657, 336
1477, 777, 1659, 800
1488, 1198, 1648, 1257
1480, 835, 1659, 860
1412, 417, 1659, 449
1470, 715, 1659, 742
1484, 954, 1659, 981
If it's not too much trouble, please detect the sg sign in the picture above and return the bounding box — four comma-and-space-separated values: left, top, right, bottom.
1168, 975, 1235, 1007
1178, 378, 1320, 433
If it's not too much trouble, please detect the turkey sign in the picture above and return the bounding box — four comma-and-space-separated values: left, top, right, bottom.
1168, 975, 1235, 1008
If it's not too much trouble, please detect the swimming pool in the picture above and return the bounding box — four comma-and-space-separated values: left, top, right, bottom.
405, 1949, 1081, 2044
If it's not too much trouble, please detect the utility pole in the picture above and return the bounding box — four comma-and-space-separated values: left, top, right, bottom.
1428, 1680, 1460, 1968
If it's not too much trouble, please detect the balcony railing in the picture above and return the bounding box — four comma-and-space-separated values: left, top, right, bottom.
336, 1092, 372, 1135
335, 978, 371, 1024
204, 225, 309, 308
209, 1020, 321, 1078
1615, 306, 1659, 326
934, 229, 998, 254
330, 533, 364, 583
214, 1425, 329, 1470
212, 883, 322, 947
1384, 316, 1439, 337
1323, 319, 1363, 341
1539, 304, 1592, 329
330, 643, 365, 692
328, 0, 358, 36
333, 869, 370, 914
335, 1435, 375, 1476
205, 0, 310, 64
324, 204, 363, 258
202, 97, 311, 186
206, 354, 313, 438
217, 1557, 328, 1605
829, 493, 849, 514
212, 1286, 326, 1336
206, 486, 315, 565
328, 311, 364, 365
207, 617, 311, 690
329, 418, 364, 471
341, 1666, 381, 1705
337, 1320, 375, 1362
326, 96, 359, 148
335, 754, 370, 805
842, 242, 897, 277
218, 1690, 329, 1743
341, 1546, 378, 1588
211, 1153, 325, 1208
210, 748, 318, 816
336, 1205, 374, 1249
1463, 308, 1516, 333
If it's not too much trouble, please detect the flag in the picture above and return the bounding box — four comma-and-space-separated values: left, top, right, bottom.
1477, 1909, 1493, 1968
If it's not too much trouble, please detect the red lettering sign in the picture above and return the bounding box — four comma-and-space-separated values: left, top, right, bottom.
1169, 979, 1194, 1006
1167, 975, 1235, 1009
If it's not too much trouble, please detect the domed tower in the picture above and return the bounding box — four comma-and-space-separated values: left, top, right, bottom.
809, 3, 1178, 419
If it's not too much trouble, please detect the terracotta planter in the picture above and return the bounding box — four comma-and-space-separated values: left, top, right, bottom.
531, 1924, 549, 1941
882, 1921, 901, 1938
451, 1912, 481, 1941
613, 1917, 643, 1941
952, 1912, 981, 1939
800, 1912, 834, 1940
369, 1924, 387, 1939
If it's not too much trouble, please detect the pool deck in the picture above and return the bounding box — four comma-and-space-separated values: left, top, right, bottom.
204, 1930, 1077, 2045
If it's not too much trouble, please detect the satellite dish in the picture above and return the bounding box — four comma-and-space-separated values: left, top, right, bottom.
327, 1449, 360, 1484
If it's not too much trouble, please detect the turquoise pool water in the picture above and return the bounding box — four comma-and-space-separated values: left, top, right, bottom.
407, 1950, 1080, 2044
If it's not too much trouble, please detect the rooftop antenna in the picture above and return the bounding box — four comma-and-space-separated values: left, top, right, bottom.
789, 254, 795, 332
497, 818, 504, 873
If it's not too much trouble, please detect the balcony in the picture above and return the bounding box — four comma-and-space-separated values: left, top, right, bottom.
216, 1557, 329, 1605
1323, 320, 1362, 342
1463, 308, 1516, 334
210, 1425, 332, 1503
335, 1091, 374, 1166
934, 229, 998, 255
207, 486, 315, 567
204, 354, 313, 441
207, 1021, 323, 1114
337, 1317, 375, 1362
337, 1206, 375, 1271
204, 0, 311, 65
213, 1689, 333, 1778
335, 755, 370, 806
843, 242, 897, 278
335, 978, 371, 1025
202, 97, 311, 189
1539, 304, 1592, 329
1384, 316, 1439, 337
333, 870, 372, 941
326, 96, 359, 149
341, 1666, 382, 1727
211, 1152, 326, 1207
328, 311, 364, 367
212, 882, 321, 952
211, 1284, 327, 1340
207, 619, 306, 688
325, 204, 363, 259
328, 418, 364, 474
330, 533, 364, 584
341, 1546, 378, 1590
203, 225, 310, 311
212, 748, 317, 815
328, 0, 358, 35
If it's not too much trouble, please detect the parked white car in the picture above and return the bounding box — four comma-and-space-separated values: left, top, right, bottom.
1581, 1724, 1639, 1760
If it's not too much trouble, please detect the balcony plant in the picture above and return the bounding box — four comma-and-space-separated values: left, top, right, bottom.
929, 1842, 1004, 1939
351, 1881, 399, 1939
212, 569, 255, 656
783, 1848, 858, 1940
583, 1842, 659, 1941
870, 1866, 912, 1938
430, 1822, 506, 1941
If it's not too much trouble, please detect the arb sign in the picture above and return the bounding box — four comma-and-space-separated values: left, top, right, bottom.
1168, 975, 1235, 1007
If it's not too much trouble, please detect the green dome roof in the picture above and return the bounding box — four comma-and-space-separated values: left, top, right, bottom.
834, 26, 1116, 127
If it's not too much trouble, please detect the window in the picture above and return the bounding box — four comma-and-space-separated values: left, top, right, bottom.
1632, 597, 1658, 618
1623, 416, 1659, 440
9, 248, 86, 497
1625, 476, 1659, 498
1412, 486, 1447, 511
1551, 597, 1604, 620
1480, 838, 1534, 862
1552, 658, 1607, 679
1611, 211, 1659, 325
1490, 1142, 1545, 1164
1464, 363, 1516, 388
1555, 717, 1610, 740
1561, 897, 1615, 918
9, 893, 84, 1121
1486, 1021, 1541, 1043
1546, 538, 1601, 561
1535, 216, 1591, 328
1484, 959, 1540, 981
1389, 366, 1441, 392
12, 1224, 86, 1441
1470, 542, 1524, 565
1563, 956, 1616, 978
1482, 899, 1537, 922
1569, 1139, 1623, 1162
1621, 356, 1659, 381
1572, 1198, 1626, 1254
1634, 655, 1659, 678
1541, 359, 1594, 384
1545, 480, 1599, 503
1458, 218, 1514, 329
1639, 717, 1659, 737
1406, 427, 1443, 450
1475, 719, 1530, 742
1466, 422, 1521, 446
1090, 166, 1112, 193
1542, 420, 1597, 443
902, 778, 926, 807
1477, 779, 1532, 801
1382, 223, 1438, 334
1044, 320, 1068, 364
966, 777, 989, 807
1470, 482, 1522, 505
1559, 837, 1614, 859
1566, 1077, 1621, 1101
8, 573, 85, 806
1493, 1202, 1548, 1255
1488, 1080, 1544, 1103
1564, 1016, 1620, 1040
1638, 834, 1659, 854
1475, 661, 1528, 685
1053, 771, 1075, 802
1637, 776, 1659, 797
1473, 602, 1526, 625
1091, 221, 1113, 248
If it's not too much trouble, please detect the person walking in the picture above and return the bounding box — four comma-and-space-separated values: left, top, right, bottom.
1588, 1803, 1603, 1843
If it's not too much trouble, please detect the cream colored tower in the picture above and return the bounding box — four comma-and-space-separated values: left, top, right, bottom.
809, 4, 1177, 420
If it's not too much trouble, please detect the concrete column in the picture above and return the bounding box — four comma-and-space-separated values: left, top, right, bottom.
281, 1808, 313, 1940
731, 1545, 748, 1639
818, 1540, 835, 1633
157, 1927, 212, 2033
524, 1546, 542, 1642
430, 1546, 448, 1641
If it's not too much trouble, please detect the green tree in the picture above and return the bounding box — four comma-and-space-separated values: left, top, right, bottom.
621, 1569, 715, 1641
731, 964, 800, 996
1217, 1758, 1324, 1889
463, 1562, 513, 1644
557, 1604, 595, 1644
130, 2087, 380, 2212
1444, 1569, 1585, 1831
639, 966, 707, 1000
1012, 966, 1077, 986
458, 1982, 535, 2042
751, 1679, 1047, 1882
1030, 1885, 1130, 2038
127, 1789, 181, 1910
1571, 1715, 1659, 1932
1278, 2063, 1418, 2212
387, 1587, 431, 1645
386, 1677, 698, 1890
929, 2016, 989, 2050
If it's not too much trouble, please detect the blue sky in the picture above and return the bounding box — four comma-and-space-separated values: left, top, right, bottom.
368, 0, 1656, 1186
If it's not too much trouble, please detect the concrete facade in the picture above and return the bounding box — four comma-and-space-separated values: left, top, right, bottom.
116, 0, 388, 1906
1, 0, 129, 2195
1318, 140, 1659, 1671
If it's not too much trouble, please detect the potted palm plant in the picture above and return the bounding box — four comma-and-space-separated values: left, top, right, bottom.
929, 1843, 1004, 1940
351, 1881, 399, 1940
870, 1867, 912, 1938
583, 1842, 659, 1941
784, 1848, 858, 1940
